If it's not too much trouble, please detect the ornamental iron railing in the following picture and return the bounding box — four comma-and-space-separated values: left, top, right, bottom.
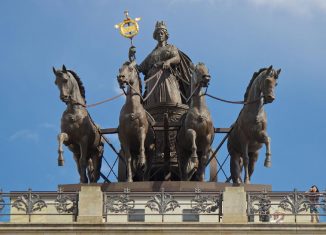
0, 188, 78, 222
247, 190, 326, 223
103, 187, 223, 222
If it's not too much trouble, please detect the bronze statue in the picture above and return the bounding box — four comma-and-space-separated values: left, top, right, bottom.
137, 21, 192, 107
177, 63, 215, 181
227, 66, 281, 185
53, 65, 104, 183
117, 61, 154, 182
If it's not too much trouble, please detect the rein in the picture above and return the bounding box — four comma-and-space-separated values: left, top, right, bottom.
144, 69, 163, 84
185, 83, 202, 103
123, 69, 163, 102
143, 70, 163, 102
204, 92, 264, 105
86, 93, 125, 108
67, 93, 125, 109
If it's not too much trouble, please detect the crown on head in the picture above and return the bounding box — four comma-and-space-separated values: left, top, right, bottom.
155, 21, 168, 31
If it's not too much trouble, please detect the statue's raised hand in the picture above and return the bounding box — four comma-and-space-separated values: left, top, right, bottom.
128, 46, 136, 62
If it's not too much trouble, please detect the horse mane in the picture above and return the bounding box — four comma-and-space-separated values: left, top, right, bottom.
67, 69, 86, 103
244, 68, 267, 101
123, 61, 142, 95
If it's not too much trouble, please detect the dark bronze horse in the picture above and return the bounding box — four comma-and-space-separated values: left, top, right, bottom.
117, 61, 153, 182
227, 66, 281, 185
53, 65, 103, 183
177, 63, 215, 181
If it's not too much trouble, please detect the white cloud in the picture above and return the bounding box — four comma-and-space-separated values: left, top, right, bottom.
247, 0, 326, 16
39, 122, 58, 132
9, 130, 39, 143
167, 0, 326, 16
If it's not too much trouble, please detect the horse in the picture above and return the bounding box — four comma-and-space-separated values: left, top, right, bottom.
53, 65, 104, 183
177, 63, 215, 181
117, 61, 153, 182
227, 65, 281, 185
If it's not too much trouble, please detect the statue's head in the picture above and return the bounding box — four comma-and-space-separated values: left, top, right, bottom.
153, 21, 169, 41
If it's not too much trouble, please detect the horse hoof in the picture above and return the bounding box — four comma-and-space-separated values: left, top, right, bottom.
264, 159, 272, 168
58, 159, 64, 166
232, 178, 242, 186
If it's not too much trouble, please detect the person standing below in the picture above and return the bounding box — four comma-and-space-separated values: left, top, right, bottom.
307, 185, 320, 223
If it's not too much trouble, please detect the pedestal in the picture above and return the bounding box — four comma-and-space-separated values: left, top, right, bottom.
222, 186, 247, 223
77, 185, 103, 223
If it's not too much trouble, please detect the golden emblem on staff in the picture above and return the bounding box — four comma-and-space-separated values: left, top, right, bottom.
115, 11, 141, 40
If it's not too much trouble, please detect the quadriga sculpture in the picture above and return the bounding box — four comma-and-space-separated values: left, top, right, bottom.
177, 63, 215, 181
53, 65, 103, 183
227, 66, 281, 185
117, 61, 153, 182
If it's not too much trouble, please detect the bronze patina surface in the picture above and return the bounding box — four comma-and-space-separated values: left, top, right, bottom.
53, 65, 104, 183
227, 66, 281, 185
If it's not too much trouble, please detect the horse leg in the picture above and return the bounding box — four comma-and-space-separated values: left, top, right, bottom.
197, 153, 206, 182
264, 136, 272, 168
197, 145, 210, 182
57, 133, 68, 166
79, 143, 89, 183
242, 143, 250, 184
124, 147, 133, 182
73, 153, 82, 179
230, 151, 242, 186
90, 143, 103, 183
87, 158, 94, 182
137, 126, 147, 169
248, 151, 259, 182
186, 129, 198, 169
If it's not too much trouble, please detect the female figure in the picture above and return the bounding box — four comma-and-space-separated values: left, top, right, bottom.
138, 21, 191, 106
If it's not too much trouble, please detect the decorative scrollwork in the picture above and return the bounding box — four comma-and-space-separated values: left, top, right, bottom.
105, 188, 135, 213
321, 193, 326, 212
248, 190, 271, 221
248, 191, 271, 216
278, 189, 309, 214
12, 188, 47, 214
55, 188, 77, 214
190, 188, 220, 213
145, 188, 180, 214
0, 189, 4, 212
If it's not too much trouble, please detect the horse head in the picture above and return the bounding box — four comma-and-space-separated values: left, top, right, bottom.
117, 61, 138, 89
261, 66, 281, 104
192, 62, 211, 90
53, 65, 85, 106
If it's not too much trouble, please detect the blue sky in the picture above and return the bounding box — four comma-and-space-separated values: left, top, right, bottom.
0, 0, 325, 192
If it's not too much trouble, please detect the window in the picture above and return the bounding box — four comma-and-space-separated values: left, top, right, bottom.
182, 209, 199, 222
128, 209, 145, 222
